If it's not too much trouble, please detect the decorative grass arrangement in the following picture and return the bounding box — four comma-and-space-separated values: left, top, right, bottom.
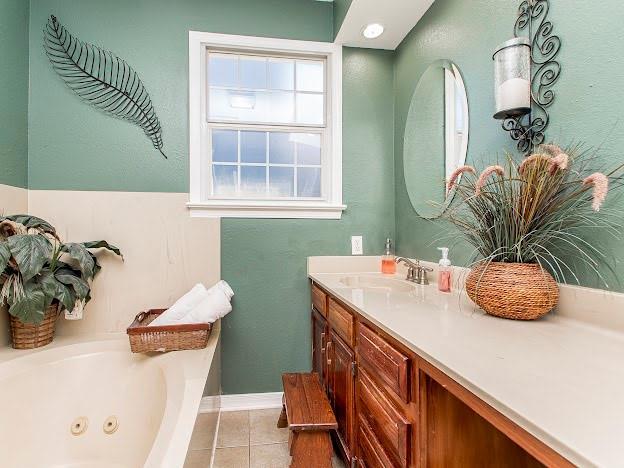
441, 144, 624, 319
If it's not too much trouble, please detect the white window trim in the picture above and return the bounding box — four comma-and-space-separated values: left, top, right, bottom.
188, 31, 345, 219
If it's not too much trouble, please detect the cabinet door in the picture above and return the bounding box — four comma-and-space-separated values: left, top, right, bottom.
311, 308, 328, 389
328, 330, 355, 462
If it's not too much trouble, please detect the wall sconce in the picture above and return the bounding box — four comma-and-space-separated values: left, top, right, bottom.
493, 0, 561, 153
493, 37, 531, 120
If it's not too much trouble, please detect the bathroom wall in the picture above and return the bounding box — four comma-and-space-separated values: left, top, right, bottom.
0, 0, 29, 190
333, 0, 352, 37
28, 191, 221, 337
23, 0, 395, 394
394, 0, 624, 291
221, 48, 395, 393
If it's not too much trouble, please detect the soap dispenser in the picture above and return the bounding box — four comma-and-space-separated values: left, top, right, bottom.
437, 247, 452, 292
381, 238, 396, 275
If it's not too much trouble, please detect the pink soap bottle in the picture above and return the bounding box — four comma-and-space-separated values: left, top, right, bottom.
437, 247, 452, 293
381, 238, 396, 275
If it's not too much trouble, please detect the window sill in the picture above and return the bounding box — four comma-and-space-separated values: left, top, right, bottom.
187, 201, 347, 219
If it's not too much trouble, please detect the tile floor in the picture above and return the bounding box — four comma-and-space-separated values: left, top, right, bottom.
184, 408, 346, 468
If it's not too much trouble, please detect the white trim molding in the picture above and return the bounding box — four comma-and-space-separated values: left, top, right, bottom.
217, 392, 284, 412
188, 31, 344, 219
187, 200, 346, 219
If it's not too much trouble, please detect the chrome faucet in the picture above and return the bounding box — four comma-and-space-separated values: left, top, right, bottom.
395, 257, 433, 285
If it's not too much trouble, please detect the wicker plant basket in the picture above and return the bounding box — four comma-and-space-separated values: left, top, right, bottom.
9, 303, 60, 349
466, 262, 559, 320
126, 309, 212, 353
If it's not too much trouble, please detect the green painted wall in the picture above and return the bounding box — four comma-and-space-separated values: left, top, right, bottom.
221, 47, 395, 393
394, 0, 624, 291
0, 0, 29, 188
27, 0, 333, 192
333, 0, 352, 38
26, 0, 395, 393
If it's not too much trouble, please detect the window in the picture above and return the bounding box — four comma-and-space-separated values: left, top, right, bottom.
188, 32, 344, 219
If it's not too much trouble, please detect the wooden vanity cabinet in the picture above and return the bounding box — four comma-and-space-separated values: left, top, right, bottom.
311, 307, 328, 390
327, 330, 355, 462
310, 281, 574, 468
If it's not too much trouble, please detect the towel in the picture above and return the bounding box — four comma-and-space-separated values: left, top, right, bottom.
214, 280, 234, 301
148, 283, 208, 326
183, 287, 233, 324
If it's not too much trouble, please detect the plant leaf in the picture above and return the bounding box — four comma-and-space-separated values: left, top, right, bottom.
44, 15, 166, 158
7, 235, 52, 280
5, 215, 58, 238
39, 269, 76, 311
0, 243, 11, 273
8, 283, 46, 324
82, 240, 123, 258
62, 242, 96, 280
55, 269, 90, 300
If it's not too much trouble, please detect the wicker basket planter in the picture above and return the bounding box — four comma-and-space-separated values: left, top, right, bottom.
9, 303, 60, 349
466, 262, 559, 320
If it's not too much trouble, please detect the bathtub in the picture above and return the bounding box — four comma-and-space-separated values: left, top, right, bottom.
0, 320, 220, 468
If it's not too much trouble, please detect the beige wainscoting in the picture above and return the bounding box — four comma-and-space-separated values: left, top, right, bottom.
28, 190, 220, 337
0, 184, 29, 346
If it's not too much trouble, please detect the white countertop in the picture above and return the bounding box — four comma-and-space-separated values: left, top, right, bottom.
308, 257, 624, 467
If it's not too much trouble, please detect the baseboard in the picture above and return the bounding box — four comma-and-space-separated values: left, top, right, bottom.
219, 392, 284, 412
199, 395, 221, 413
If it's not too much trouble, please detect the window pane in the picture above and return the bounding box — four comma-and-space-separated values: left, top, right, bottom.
212, 130, 238, 163
209, 88, 240, 120
209, 55, 238, 88
268, 59, 294, 90
296, 93, 324, 125
210, 89, 296, 125
269, 133, 295, 164
268, 91, 295, 123
296, 60, 324, 92
295, 133, 321, 165
240, 131, 266, 163
297, 167, 321, 198
241, 166, 266, 196
240, 57, 267, 89
212, 165, 238, 196
269, 167, 294, 197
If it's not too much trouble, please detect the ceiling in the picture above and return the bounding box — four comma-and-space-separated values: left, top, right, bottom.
334, 0, 435, 50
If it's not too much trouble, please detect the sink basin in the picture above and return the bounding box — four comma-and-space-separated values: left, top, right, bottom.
338, 275, 415, 293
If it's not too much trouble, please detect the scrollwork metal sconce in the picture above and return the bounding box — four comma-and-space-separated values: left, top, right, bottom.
495, 0, 561, 153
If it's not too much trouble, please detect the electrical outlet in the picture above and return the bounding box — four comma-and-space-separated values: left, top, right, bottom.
351, 236, 363, 255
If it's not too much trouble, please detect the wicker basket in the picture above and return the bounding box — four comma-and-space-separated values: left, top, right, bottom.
9, 303, 60, 349
126, 309, 212, 353
466, 262, 559, 320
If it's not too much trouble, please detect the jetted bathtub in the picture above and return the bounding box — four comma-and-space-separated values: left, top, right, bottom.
0, 321, 220, 468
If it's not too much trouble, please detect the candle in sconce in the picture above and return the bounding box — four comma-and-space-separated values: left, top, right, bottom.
496, 77, 530, 113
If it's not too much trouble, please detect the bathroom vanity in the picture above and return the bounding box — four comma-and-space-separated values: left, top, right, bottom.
308, 256, 624, 467
311, 282, 567, 467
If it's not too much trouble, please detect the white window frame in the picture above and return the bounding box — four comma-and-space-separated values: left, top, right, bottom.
188, 31, 345, 219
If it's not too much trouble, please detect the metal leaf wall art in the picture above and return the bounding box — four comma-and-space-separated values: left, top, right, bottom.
44, 15, 166, 158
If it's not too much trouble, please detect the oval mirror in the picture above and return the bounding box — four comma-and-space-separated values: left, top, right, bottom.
403, 60, 469, 219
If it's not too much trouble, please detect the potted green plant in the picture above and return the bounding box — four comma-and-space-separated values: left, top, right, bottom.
443, 144, 623, 320
0, 215, 122, 348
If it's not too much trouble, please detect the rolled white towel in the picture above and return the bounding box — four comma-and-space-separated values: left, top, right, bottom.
184, 287, 232, 324
214, 280, 234, 301
148, 283, 207, 326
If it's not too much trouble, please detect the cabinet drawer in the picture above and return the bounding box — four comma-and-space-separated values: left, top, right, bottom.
358, 323, 410, 402
328, 299, 354, 346
358, 415, 396, 468
357, 368, 410, 467
311, 283, 327, 317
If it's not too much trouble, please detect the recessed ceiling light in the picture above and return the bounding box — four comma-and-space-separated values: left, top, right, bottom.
362, 23, 384, 39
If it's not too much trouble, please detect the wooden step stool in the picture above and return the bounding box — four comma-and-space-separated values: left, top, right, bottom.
277, 373, 338, 468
